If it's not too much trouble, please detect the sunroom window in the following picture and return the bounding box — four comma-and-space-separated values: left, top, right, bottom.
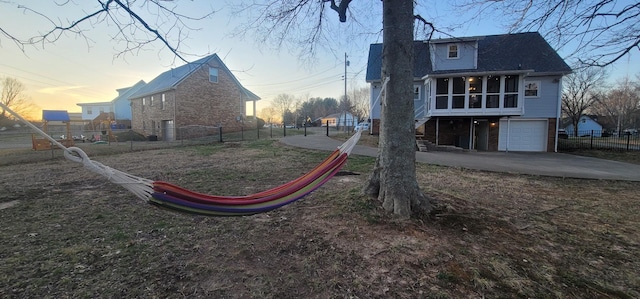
504, 75, 519, 108
435, 78, 449, 109
468, 76, 483, 108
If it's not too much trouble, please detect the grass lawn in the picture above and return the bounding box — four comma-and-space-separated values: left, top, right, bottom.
1, 139, 638, 298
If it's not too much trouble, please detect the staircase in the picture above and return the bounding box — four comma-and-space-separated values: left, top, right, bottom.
415, 138, 465, 152
414, 116, 430, 129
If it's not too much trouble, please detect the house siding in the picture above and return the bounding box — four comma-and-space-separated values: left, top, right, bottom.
79, 104, 111, 121
522, 76, 562, 118
431, 42, 477, 71
565, 116, 603, 137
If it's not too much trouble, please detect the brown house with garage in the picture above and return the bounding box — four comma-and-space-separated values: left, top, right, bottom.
366, 32, 572, 152
129, 54, 260, 141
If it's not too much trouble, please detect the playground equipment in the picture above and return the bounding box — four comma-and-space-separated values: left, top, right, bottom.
32, 110, 74, 151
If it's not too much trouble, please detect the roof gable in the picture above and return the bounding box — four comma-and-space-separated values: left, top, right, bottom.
366, 32, 571, 81
128, 54, 260, 101
129, 55, 215, 99
114, 80, 146, 103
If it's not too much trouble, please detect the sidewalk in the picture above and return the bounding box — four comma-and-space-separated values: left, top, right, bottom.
280, 134, 640, 182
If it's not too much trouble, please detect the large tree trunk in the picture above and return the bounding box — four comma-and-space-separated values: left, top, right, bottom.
363, 0, 433, 218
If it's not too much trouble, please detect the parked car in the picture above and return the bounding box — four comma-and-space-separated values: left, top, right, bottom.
354, 122, 370, 131
558, 129, 568, 139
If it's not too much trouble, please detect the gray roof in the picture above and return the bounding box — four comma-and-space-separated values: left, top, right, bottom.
129, 54, 260, 101
113, 80, 146, 103
366, 32, 572, 82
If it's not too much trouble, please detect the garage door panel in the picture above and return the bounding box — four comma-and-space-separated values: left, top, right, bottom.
499, 120, 547, 152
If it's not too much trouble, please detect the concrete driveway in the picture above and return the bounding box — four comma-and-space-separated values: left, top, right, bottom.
280, 134, 640, 182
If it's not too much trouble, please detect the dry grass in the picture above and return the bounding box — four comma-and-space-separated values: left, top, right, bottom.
0, 139, 638, 298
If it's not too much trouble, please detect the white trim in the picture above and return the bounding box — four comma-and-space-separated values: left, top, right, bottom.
555, 77, 563, 152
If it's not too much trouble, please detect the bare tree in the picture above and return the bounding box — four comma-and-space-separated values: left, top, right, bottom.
349, 86, 370, 122
362, 0, 432, 217
271, 93, 296, 125
562, 66, 608, 136
459, 0, 640, 67
0, 77, 37, 121
592, 77, 640, 134
234, 0, 434, 218
0, 1, 216, 62
258, 107, 279, 124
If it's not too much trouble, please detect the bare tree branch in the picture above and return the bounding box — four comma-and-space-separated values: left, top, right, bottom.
457, 0, 639, 67
0, 1, 217, 62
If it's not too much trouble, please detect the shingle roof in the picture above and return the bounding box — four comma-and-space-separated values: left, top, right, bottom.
366, 32, 572, 82
129, 54, 260, 101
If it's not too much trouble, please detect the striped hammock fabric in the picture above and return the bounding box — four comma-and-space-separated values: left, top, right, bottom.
150, 149, 349, 216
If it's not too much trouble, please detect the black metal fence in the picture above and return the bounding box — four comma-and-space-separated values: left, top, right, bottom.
558, 130, 640, 151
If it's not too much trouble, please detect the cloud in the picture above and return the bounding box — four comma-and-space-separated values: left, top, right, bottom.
36, 86, 86, 94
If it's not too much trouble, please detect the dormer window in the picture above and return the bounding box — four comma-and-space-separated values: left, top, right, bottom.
447, 44, 459, 59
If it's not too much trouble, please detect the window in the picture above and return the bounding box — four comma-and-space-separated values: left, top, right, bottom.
447, 44, 459, 59
524, 81, 540, 97
432, 74, 522, 111
209, 67, 218, 83
142, 98, 145, 112
87, 107, 93, 115
413, 85, 420, 101
161, 94, 166, 110
150, 96, 154, 106
486, 76, 500, 108
435, 78, 449, 109
452, 77, 465, 109
468, 76, 483, 109
504, 75, 519, 108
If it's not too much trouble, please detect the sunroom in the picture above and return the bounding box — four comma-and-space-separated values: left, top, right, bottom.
422, 71, 531, 117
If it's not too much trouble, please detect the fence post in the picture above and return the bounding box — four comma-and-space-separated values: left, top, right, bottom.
304, 125, 307, 136
219, 127, 223, 143
590, 130, 594, 149
283, 124, 286, 137
257, 121, 260, 140
270, 125, 273, 138
326, 120, 329, 136
241, 126, 244, 141
627, 133, 631, 151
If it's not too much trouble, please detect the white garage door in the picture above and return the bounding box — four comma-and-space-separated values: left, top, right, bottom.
498, 120, 547, 152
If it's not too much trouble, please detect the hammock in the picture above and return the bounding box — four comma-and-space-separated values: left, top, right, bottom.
2, 78, 388, 216
0, 104, 363, 216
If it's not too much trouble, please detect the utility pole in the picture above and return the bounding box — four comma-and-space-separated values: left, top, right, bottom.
344, 52, 350, 131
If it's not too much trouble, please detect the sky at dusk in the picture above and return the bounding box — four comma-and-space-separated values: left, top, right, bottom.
0, 1, 637, 120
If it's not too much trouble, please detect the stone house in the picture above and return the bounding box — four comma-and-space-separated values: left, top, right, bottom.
366, 32, 572, 152
129, 54, 260, 141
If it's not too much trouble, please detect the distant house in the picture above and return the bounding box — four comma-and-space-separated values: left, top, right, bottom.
318, 112, 358, 128
366, 32, 572, 152
128, 54, 260, 141
564, 115, 603, 137
77, 80, 146, 127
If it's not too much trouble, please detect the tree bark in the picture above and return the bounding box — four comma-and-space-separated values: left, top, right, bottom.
363, 0, 433, 218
